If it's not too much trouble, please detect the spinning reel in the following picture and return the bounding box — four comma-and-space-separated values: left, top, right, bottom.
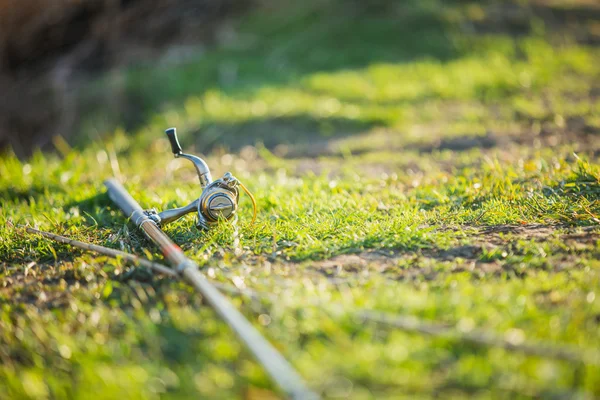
146, 128, 256, 230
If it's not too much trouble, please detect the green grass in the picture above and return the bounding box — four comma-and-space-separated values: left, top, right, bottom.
2, 0, 600, 398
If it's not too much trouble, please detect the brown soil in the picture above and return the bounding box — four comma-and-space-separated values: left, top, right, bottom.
301, 224, 600, 281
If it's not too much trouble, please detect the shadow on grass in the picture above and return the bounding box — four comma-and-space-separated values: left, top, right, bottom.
552, 166, 600, 202
185, 114, 383, 155
76, 0, 459, 148
3, 184, 65, 205
79, 0, 600, 154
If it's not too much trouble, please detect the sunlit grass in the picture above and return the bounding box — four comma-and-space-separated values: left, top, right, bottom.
1, 0, 600, 398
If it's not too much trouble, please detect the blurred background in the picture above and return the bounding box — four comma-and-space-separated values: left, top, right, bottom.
0, 0, 599, 158
0, 0, 252, 157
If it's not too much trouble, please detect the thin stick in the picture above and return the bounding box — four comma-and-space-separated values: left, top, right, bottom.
24, 226, 261, 299
25, 227, 177, 277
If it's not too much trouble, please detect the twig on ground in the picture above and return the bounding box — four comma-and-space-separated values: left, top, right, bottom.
24, 226, 177, 277
22, 226, 262, 300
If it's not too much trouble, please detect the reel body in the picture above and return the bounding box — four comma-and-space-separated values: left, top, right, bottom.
196, 172, 240, 230
147, 128, 255, 230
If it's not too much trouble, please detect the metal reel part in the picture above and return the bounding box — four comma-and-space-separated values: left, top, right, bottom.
151, 128, 255, 231
196, 173, 240, 230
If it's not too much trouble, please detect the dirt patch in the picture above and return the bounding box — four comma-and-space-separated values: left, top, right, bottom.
476, 223, 560, 246
476, 224, 599, 246
425, 245, 483, 260
311, 254, 369, 274
1, 262, 79, 308
300, 224, 599, 281
0, 258, 167, 310
414, 132, 502, 153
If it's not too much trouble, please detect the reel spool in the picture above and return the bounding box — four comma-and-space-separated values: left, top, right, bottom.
146, 128, 256, 230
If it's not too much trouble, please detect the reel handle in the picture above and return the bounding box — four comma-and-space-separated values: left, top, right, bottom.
165, 127, 183, 155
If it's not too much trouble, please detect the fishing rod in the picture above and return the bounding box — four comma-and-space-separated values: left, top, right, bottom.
104, 127, 317, 400
25, 226, 598, 367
